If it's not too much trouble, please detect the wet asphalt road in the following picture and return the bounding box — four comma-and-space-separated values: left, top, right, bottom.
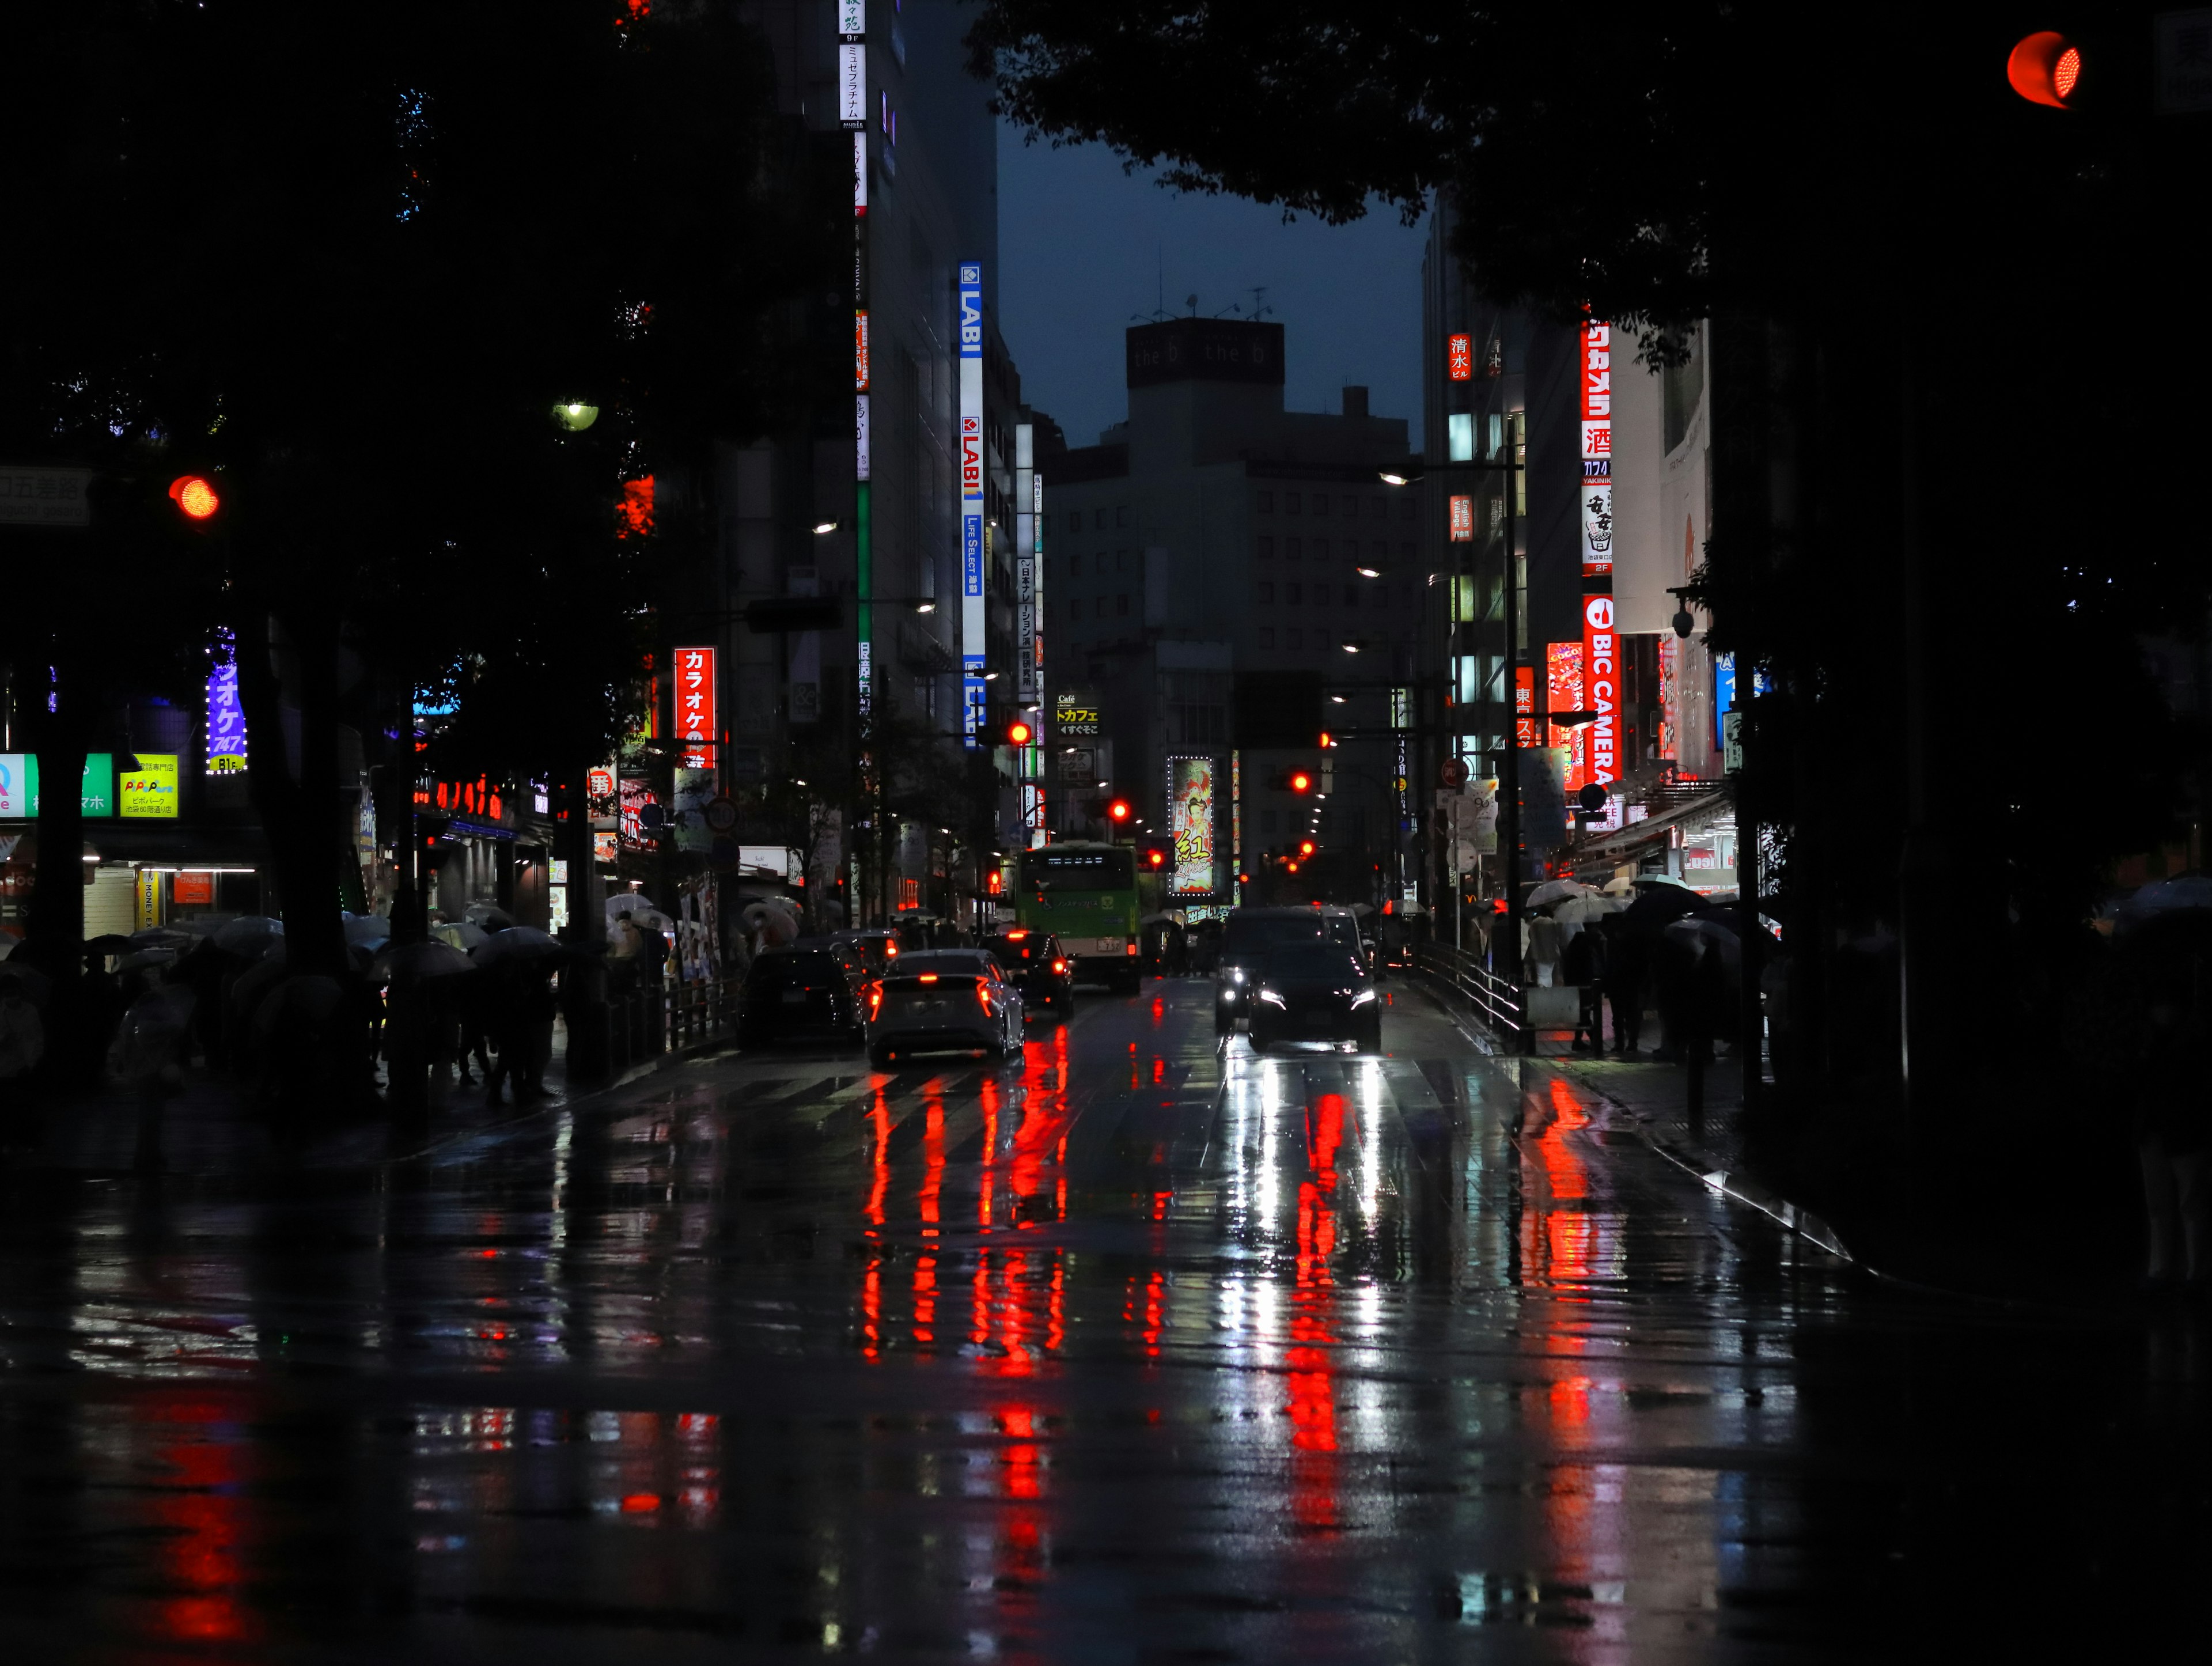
1, 977, 2209, 1661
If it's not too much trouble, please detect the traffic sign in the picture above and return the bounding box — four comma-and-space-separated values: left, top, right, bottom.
703, 795, 739, 833
1440, 758, 1469, 789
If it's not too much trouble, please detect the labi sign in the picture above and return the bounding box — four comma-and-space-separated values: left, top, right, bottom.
0, 754, 117, 819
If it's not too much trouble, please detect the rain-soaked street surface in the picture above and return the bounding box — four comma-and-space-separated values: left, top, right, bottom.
2, 978, 2209, 1662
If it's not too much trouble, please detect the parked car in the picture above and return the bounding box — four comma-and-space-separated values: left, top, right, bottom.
866, 949, 1026, 1067
1244, 942, 1382, 1053
1213, 906, 1365, 1034
738, 946, 868, 1050
980, 929, 1075, 1013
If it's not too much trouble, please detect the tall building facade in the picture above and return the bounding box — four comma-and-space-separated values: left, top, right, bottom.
1419, 195, 1732, 899
1041, 318, 1422, 906
663, 1, 1027, 922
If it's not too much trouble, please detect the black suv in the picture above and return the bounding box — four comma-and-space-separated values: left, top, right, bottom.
981, 929, 1075, 1013
738, 946, 868, 1050
1214, 905, 1366, 1034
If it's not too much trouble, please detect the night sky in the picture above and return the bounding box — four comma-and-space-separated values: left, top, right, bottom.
997, 123, 1430, 452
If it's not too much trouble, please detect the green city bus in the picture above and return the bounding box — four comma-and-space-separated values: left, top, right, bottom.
1014, 841, 1142, 992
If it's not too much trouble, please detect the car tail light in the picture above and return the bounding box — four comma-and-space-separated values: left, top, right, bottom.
918, 973, 938, 983
976, 978, 994, 1012
1051, 959, 1066, 974
1126, 942, 1138, 956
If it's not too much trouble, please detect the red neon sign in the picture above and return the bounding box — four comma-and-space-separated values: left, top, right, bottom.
855, 310, 870, 391
673, 645, 715, 768
1448, 494, 1474, 542
1446, 333, 1473, 382
1514, 664, 1538, 749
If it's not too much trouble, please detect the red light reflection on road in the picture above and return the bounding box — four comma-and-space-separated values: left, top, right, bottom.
864, 1087, 892, 1230
143, 1394, 259, 1647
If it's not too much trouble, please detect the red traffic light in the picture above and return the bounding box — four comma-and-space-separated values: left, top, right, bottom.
169, 475, 220, 521
1108, 798, 1132, 823
2008, 32, 2082, 108
1288, 770, 1312, 794
1298, 839, 1316, 858
1145, 848, 1165, 869
1005, 718, 1034, 746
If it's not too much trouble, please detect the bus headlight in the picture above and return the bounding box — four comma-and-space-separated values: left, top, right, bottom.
1350, 988, 1377, 1008
1257, 989, 1287, 1009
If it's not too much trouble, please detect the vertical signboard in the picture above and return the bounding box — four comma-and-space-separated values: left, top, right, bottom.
959, 260, 986, 746
1031, 469, 1046, 699
1015, 422, 1036, 703
1447, 333, 1473, 381
1514, 665, 1539, 748
1580, 319, 1620, 790
0, 754, 26, 817
1546, 641, 1587, 794
1169, 756, 1216, 896
206, 634, 247, 774
855, 393, 871, 480
673, 645, 715, 770
838, 44, 866, 128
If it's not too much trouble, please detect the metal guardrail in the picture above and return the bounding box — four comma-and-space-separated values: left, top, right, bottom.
603, 976, 743, 1073
1411, 940, 1527, 1046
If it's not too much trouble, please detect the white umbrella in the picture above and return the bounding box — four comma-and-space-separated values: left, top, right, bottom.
1526, 879, 1595, 908
1634, 874, 1696, 891
605, 892, 660, 921
431, 921, 490, 951
464, 902, 517, 930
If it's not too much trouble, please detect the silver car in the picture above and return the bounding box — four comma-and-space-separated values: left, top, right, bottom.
866, 949, 1026, 1067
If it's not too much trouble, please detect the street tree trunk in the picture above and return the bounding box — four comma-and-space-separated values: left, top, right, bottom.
235, 607, 350, 980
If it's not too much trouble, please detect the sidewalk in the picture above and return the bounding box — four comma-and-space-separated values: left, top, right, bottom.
1406, 974, 2150, 1307
1, 1018, 736, 1181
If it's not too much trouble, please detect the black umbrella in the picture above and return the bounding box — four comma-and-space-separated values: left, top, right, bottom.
86, 934, 136, 957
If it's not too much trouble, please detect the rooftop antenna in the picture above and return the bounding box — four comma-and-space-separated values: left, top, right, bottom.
1186, 293, 1199, 316
1249, 285, 1274, 321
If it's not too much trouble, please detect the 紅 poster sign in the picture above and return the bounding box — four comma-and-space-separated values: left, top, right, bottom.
673, 645, 715, 769
1580, 319, 1620, 789
1169, 756, 1215, 896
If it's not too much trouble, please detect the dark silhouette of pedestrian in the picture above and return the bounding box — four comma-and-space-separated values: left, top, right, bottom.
1563, 923, 1608, 1053
1600, 915, 1645, 1055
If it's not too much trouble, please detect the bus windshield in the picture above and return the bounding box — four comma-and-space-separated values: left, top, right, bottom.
1018, 846, 1134, 890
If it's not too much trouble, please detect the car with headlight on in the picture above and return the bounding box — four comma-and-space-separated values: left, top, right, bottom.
1244, 942, 1382, 1053
866, 949, 1026, 1067
980, 929, 1075, 1013
1214, 905, 1366, 1033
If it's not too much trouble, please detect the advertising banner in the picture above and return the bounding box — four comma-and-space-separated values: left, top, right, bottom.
854, 311, 870, 391
959, 260, 986, 746
1580, 319, 1620, 789
206, 639, 247, 774
838, 43, 866, 127
13, 754, 116, 817
673, 645, 715, 769
618, 777, 655, 850
1546, 641, 1586, 794
1514, 665, 1538, 749
1169, 756, 1216, 896
1447, 333, 1473, 382
1449, 494, 1474, 542
119, 755, 180, 819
